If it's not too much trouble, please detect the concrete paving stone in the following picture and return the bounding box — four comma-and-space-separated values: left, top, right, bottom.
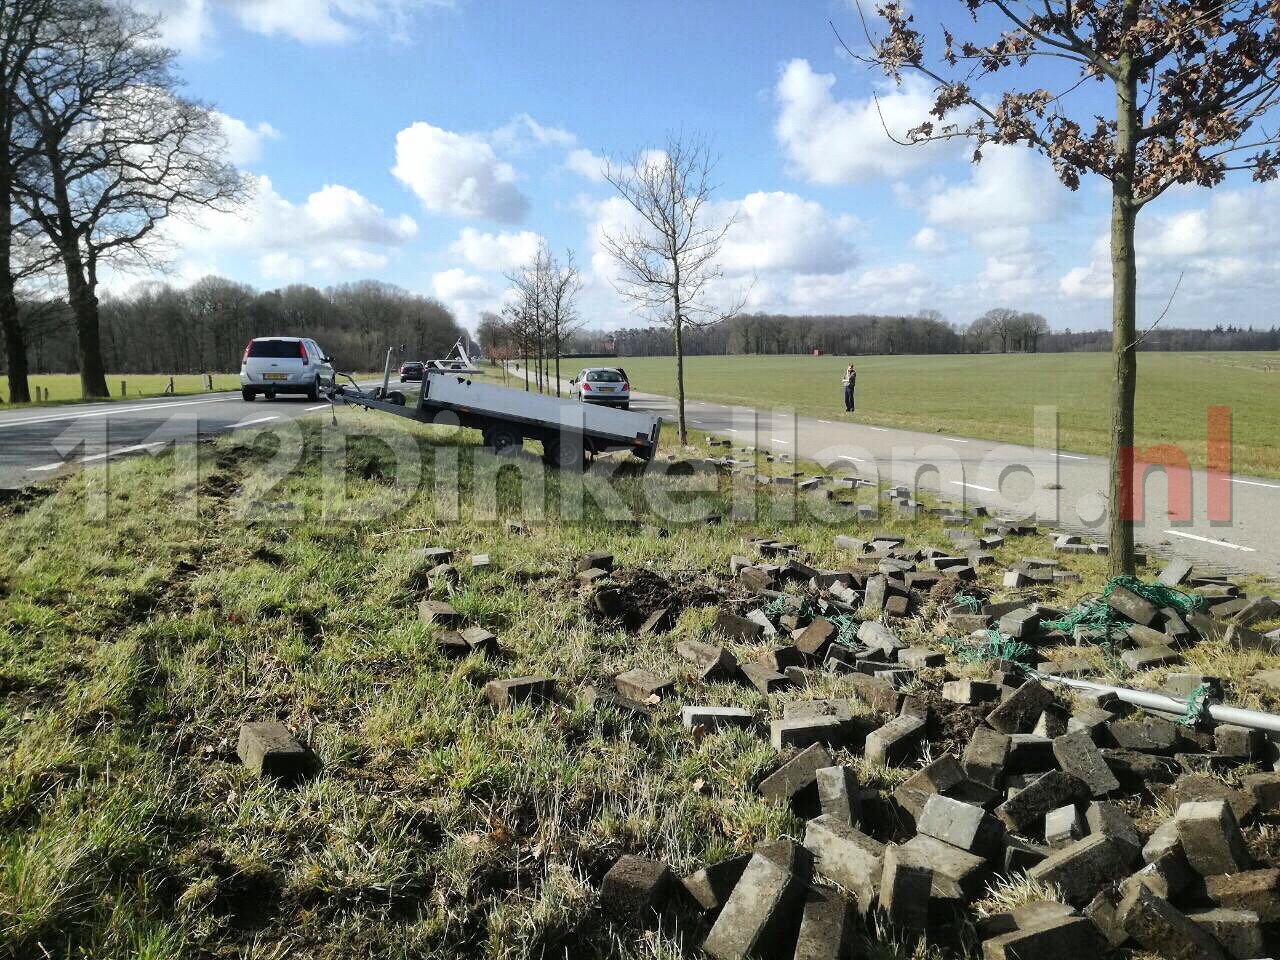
757, 646, 805, 673
816, 765, 861, 827
803, 814, 885, 914
416, 546, 454, 565
1204, 869, 1280, 922
1033, 709, 1069, 739
741, 661, 790, 694
638, 606, 674, 636
793, 886, 853, 960
980, 914, 1105, 960
1085, 801, 1141, 854
1121, 644, 1183, 671
577, 551, 614, 573
1084, 892, 1129, 948
996, 770, 1090, 835
737, 566, 777, 592
237, 722, 311, 782
702, 852, 804, 960
847, 673, 901, 715
964, 726, 1011, 789
1108, 715, 1181, 753
884, 594, 911, 616
1045, 804, 1085, 847
1164, 672, 1224, 698
681, 706, 754, 733
1119, 883, 1228, 960
1053, 729, 1121, 797
943, 679, 999, 705
577, 567, 610, 585
745, 608, 779, 638
898, 647, 945, 669
1004, 837, 1052, 873
880, 844, 932, 931
1100, 748, 1179, 784
484, 676, 555, 709
1006, 734, 1056, 774
681, 854, 752, 913
714, 609, 766, 643
1158, 558, 1195, 587
901, 833, 991, 901
759, 743, 832, 813
675, 638, 739, 682
1186, 908, 1264, 960
1241, 771, 1280, 812
784, 698, 854, 721
601, 855, 672, 925
771, 716, 845, 752
865, 715, 927, 767
999, 608, 1042, 639
460, 626, 497, 652
1215, 724, 1262, 760
1029, 834, 1137, 906
754, 838, 814, 879
895, 755, 965, 809
1127, 623, 1175, 647
1175, 799, 1251, 876
795, 618, 836, 657
1069, 707, 1117, 742
857, 620, 903, 655
1233, 595, 1280, 628
418, 598, 462, 627
987, 679, 1056, 734
917, 794, 1004, 859
1107, 585, 1159, 626
615, 668, 673, 702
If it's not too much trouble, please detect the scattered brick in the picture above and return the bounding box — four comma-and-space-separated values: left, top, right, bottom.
237, 721, 313, 783
601, 855, 671, 925
1175, 799, 1251, 876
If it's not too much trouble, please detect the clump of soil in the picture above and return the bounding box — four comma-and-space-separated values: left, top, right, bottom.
587, 567, 724, 631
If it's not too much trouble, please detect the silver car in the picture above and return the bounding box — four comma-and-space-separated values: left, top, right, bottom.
240, 337, 335, 401
569, 367, 630, 409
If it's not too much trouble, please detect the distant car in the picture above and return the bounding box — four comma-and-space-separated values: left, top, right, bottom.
240, 336, 334, 401
569, 367, 630, 409
399, 361, 425, 382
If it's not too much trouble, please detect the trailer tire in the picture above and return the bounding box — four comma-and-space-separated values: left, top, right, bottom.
386, 391, 406, 406
543, 434, 585, 471
485, 426, 522, 456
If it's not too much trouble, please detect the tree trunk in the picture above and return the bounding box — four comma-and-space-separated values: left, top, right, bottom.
673, 303, 687, 445
1108, 37, 1140, 577
553, 332, 561, 398
0, 203, 30, 403
65, 252, 109, 398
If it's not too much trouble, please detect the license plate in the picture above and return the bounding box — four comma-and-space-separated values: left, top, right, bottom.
263, 373, 288, 381
597, 386, 614, 392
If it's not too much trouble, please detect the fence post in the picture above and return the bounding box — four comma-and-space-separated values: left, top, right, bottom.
121, 380, 126, 397
165, 376, 174, 395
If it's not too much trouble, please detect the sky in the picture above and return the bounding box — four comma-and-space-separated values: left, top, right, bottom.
117, 0, 1280, 334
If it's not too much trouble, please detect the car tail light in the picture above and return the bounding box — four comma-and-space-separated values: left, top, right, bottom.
242, 341, 251, 362
581, 382, 592, 391
622, 381, 629, 391
299, 341, 309, 365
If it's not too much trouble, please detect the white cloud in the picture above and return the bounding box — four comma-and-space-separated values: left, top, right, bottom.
912, 226, 946, 253
432, 267, 492, 301
392, 121, 530, 222
925, 147, 1064, 234
718, 192, 858, 276
136, 0, 452, 51
449, 228, 541, 272
490, 114, 576, 151
565, 147, 607, 182
213, 112, 280, 167
775, 59, 959, 184
157, 175, 418, 283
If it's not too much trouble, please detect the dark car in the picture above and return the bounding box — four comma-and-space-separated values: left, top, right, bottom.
399, 362, 425, 382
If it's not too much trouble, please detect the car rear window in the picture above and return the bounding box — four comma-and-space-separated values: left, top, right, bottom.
248, 339, 303, 359
586, 370, 623, 383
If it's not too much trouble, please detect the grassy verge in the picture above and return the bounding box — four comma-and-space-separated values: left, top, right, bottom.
614, 352, 1280, 478
1, 415, 1276, 958
1, 373, 243, 406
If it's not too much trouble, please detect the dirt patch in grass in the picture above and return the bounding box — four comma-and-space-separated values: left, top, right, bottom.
586, 566, 725, 630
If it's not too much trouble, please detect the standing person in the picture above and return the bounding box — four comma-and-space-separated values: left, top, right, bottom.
842, 363, 857, 413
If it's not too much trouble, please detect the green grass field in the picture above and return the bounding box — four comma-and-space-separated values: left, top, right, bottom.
0, 373, 243, 406
617, 352, 1280, 478
3, 413, 1278, 958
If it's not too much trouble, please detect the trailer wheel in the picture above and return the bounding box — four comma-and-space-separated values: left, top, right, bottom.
543, 434, 585, 471
386, 391, 406, 406
485, 426, 522, 456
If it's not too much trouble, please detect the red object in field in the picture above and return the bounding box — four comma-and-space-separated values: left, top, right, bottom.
813, 349, 823, 356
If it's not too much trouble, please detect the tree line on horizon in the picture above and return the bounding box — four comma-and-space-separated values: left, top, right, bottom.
599, 309, 1280, 357
0, 276, 464, 378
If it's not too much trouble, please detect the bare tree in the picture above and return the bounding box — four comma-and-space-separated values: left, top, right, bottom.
0, 0, 64, 404
544, 245, 582, 397
979, 307, 1020, 353
1018, 312, 1051, 354
16, 2, 245, 398
850, 0, 1280, 574
602, 133, 745, 444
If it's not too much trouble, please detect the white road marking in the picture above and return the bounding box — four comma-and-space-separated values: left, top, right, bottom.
231, 416, 278, 429
941, 437, 969, 443
1163, 530, 1257, 552
817, 419, 833, 424
1231, 478, 1280, 489
28, 462, 65, 472
770, 438, 792, 444
306, 403, 330, 411
0, 395, 237, 429
80, 442, 164, 463
950, 480, 996, 492
1058, 453, 1089, 461
869, 427, 889, 432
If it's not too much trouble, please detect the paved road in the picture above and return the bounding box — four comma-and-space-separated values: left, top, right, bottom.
3, 373, 1278, 576
519, 367, 1280, 576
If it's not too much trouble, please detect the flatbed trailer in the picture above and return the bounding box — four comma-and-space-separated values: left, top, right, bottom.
327, 370, 663, 469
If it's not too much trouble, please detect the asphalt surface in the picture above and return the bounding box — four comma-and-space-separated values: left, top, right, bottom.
2, 374, 1277, 576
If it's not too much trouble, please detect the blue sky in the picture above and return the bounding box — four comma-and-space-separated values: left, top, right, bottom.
125, 0, 1280, 333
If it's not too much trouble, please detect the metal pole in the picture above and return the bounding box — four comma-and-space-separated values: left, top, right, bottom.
1037, 672, 1280, 736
